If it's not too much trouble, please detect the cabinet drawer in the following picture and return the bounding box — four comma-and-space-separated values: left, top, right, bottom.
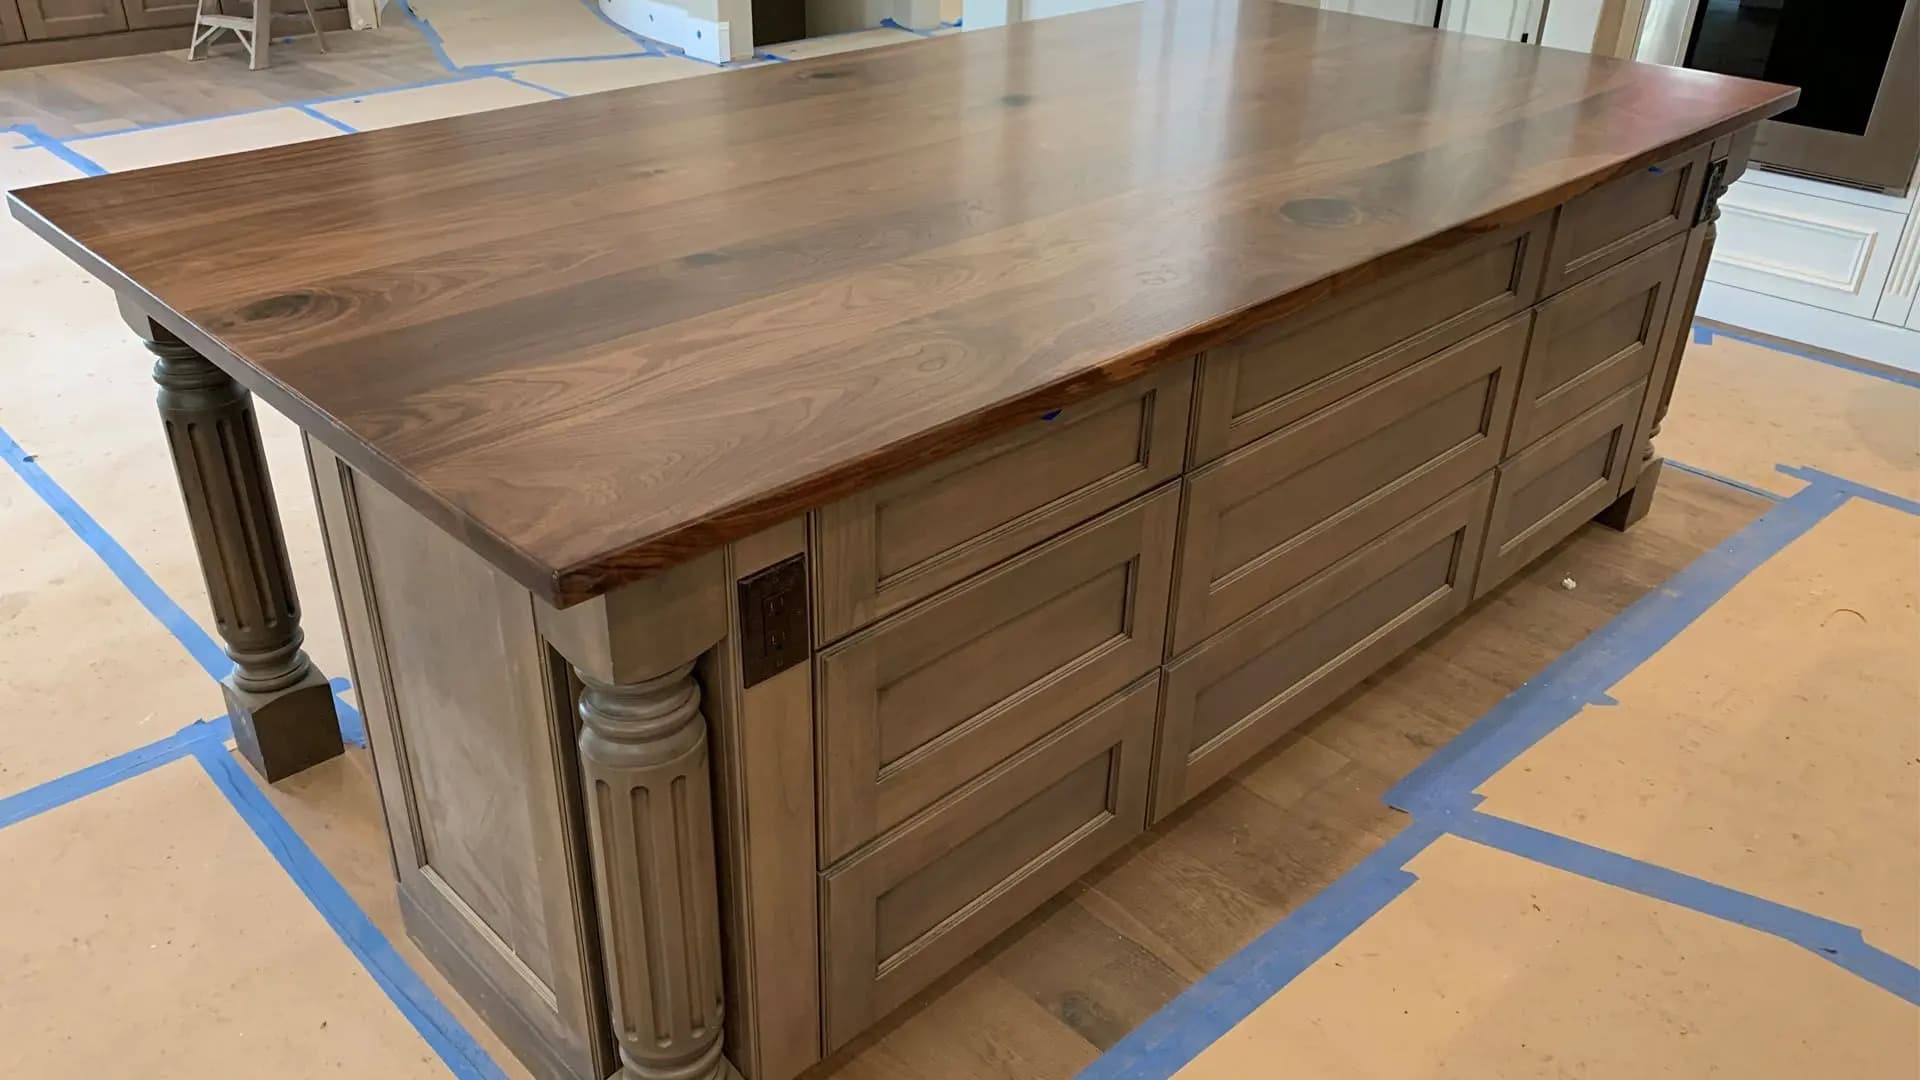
1513, 234, 1684, 451
1154, 476, 1492, 822
1172, 314, 1523, 654
1191, 216, 1545, 465
815, 486, 1176, 864
820, 674, 1156, 1049
1543, 145, 1708, 293
17, 0, 126, 38
1478, 381, 1645, 595
812, 360, 1191, 642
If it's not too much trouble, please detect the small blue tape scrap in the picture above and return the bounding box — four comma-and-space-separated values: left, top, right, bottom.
1041, 409, 1062, 421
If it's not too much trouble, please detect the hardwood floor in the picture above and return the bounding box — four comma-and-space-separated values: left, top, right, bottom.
0, 23, 450, 137
807, 466, 1773, 1079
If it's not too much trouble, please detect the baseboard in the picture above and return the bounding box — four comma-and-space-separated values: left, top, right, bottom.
598, 0, 736, 62
0, 9, 351, 71
1696, 281, 1920, 376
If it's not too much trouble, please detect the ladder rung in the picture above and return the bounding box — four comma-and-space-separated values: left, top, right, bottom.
196, 14, 253, 28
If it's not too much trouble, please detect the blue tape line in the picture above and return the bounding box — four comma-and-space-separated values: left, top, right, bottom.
5, 122, 106, 176
1777, 464, 1920, 516
189, 736, 509, 1078
0, 718, 230, 829
491, 71, 570, 98
1443, 809, 1920, 1005
1386, 479, 1850, 814
1, 422, 231, 680
395, 0, 459, 72
755, 50, 793, 61
294, 103, 360, 135
1081, 820, 1444, 1080
1693, 321, 1920, 390
1, 422, 364, 746
1665, 457, 1784, 502
499, 48, 657, 67
880, 16, 938, 36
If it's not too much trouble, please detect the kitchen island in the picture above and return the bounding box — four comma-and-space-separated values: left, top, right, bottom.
8, 5, 1794, 1079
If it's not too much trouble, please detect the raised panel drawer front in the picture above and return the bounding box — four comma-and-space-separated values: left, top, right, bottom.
820, 674, 1156, 1049
1154, 475, 1493, 822
1191, 215, 1545, 464
1544, 145, 1707, 293
814, 486, 1176, 864
812, 359, 1192, 642
1479, 380, 1644, 594
1172, 313, 1524, 654
1513, 233, 1685, 450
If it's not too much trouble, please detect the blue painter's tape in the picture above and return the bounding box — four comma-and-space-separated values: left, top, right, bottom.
1777, 464, 1920, 516
1, 423, 231, 680
497, 49, 657, 68
0, 718, 229, 829
189, 737, 509, 1079
491, 71, 571, 98
1041, 409, 1063, 421
1694, 322, 1920, 390
1081, 820, 1444, 1080
5, 122, 106, 176
1386, 479, 1850, 815
328, 678, 367, 749
576, 0, 665, 51
1665, 458, 1784, 502
395, 0, 459, 73
1445, 810, 1920, 1005
294, 103, 360, 135
880, 16, 938, 36
755, 50, 793, 61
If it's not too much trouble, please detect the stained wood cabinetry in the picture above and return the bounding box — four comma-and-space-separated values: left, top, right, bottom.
16, 0, 124, 39
1, 0, 24, 43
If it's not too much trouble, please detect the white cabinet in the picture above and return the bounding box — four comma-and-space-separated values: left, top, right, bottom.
1881, 206, 1920, 330
1709, 177, 1911, 320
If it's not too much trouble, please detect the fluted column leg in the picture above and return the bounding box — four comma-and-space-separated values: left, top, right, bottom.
536, 552, 736, 1080
130, 303, 341, 780
577, 663, 729, 1080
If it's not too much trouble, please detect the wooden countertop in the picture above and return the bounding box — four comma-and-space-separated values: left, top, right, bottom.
8, 0, 1795, 606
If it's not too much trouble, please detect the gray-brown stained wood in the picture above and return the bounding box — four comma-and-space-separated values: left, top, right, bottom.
6, 0, 1795, 605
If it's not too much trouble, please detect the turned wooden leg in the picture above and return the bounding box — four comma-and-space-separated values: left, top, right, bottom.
538, 552, 736, 1080
130, 302, 341, 780
577, 663, 730, 1080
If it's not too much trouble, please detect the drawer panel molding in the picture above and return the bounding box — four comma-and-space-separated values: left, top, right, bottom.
1513, 233, 1685, 449
1544, 145, 1708, 292
812, 360, 1192, 642
819, 675, 1157, 1049
1153, 475, 1494, 821
1479, 380, 1646, 593
814, 486, 1177, 863
1173, 314, 1524, 653
1190, 215, 1546, 463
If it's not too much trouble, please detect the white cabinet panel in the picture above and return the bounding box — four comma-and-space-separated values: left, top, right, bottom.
1440, 0, 1534, 40
1708, 180, 1909, 320
1879, 207, 1920, 329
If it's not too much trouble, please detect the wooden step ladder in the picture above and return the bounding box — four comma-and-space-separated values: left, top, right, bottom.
189, 0, 327, 70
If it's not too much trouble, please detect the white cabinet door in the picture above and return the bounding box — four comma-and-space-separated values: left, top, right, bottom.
1440, 0, 1535, 40
1709, 180, 1910, 320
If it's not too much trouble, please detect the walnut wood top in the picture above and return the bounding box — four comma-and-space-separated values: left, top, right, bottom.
7, 0, 1795, 606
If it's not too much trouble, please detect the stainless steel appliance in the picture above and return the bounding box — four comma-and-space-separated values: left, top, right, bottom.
1638, 0, 1919, 194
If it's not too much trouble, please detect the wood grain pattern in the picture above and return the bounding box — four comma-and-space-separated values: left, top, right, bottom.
5, 0, 1795, 606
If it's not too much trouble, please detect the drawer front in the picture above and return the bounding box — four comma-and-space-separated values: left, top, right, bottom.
1172, 313, 1523, 654
815, 486, 1176, 864
1479, 381, 1645, 595
1191, 215, 1546, 464
812, 360, 1192, 642
1543, 145, 1708, 293
1154, 475, 1493, 822
820, 674, 1157, 1049
1512, 233, 1685, 451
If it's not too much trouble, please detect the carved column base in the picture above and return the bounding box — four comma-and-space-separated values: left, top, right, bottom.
222, 665, 341, 781
1595, 456, 1663, 532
